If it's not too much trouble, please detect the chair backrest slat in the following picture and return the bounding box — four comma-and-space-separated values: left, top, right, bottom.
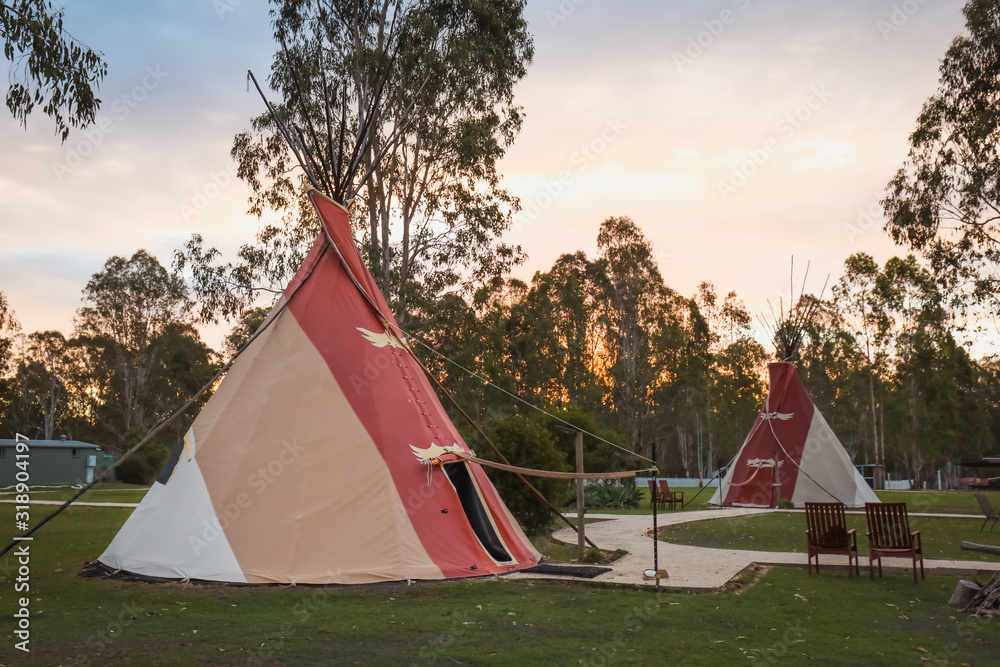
976, 493, 993, 517
865, 502, 911, 548
805, 502, 849, 548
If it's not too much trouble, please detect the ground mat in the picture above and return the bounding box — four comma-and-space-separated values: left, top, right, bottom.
521, 564, 611, 578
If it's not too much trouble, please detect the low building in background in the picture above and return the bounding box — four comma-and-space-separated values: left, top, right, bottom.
0, 436, 103, 486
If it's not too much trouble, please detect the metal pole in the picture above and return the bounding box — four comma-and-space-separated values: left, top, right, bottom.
652, 440, 660, 592
652, 440, 659, 591
576, 430, 585, 561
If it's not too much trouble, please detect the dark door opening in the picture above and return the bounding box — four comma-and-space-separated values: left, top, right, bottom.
444, 463, 512, 563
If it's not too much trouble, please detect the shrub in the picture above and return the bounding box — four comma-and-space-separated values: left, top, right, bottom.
474, 416, 572, 535
114, 429, 170, 485
600, 482, 643, 509
571, 481, 642, 509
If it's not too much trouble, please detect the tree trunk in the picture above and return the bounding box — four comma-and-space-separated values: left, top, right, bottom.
868, 370, 880, 489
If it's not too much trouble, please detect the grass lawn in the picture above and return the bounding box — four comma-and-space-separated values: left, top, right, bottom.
0, 483, 151, 505
576, 486, 718, 515
877, 489, 990, 515
660, 511, 1000, 562
0, 504, 998, 665
583, 488, 996, 517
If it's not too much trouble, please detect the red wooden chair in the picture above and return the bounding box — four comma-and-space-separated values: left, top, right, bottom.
804, 502, 859, 577
658, 480, 684, 510
647, 480, 666, 509
864, 502, 924, 583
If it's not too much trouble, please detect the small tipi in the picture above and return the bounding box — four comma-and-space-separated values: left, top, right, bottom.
710, 279, 878, 509
709, 361, 879, 508
99, 190, 540, 584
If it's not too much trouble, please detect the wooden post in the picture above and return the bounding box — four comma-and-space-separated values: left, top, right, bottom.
770, 450, 781, 509
576, 430, 585, 561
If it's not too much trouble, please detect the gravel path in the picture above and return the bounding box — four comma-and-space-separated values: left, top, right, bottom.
509, 508, 1000, 590
0, 499, 139, 508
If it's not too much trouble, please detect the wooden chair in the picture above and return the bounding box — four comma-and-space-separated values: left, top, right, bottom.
647, 480, 666, 509
804, 502, 859, 577
658, 480, 684, 510
974, 493, 999, 532
864, 502, 924, 583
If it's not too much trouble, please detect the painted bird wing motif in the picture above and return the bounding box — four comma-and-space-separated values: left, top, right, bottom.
410, 443, 463, 461
357, 327, 405, 349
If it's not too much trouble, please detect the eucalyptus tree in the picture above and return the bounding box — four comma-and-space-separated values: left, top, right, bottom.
876, 255, 987, 484
74, 250, 196, 448
12, 331, 72, 440
0, 292, 18, 435
705, 288, 767, 472
882, 0, 1000, 315
832, 253, 894, 485
0, 290, 18, 375
513, 252, 601, 407
589, 216, 678, 457
1, 0, 106, 140
179, 0, 534, 324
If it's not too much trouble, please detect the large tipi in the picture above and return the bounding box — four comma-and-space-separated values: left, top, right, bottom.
709, 361, 879, 508
99, 191, 540, 584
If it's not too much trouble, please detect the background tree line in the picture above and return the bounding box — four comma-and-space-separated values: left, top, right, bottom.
6, 0, 1000, 523
4, 219, 998, 495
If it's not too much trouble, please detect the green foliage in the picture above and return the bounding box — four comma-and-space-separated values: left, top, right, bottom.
67, 250, 217, 451
183, 0, 534, 324
473, 415, 571, 535
113, 429, 170, 485
224, 306, 270, 356
882, 0, 1000, 314
590, 216, 677, 454
575, 481, 643, 510
531, 405, 632, 475
1, 0, 107, 140
0, 250, 225, 454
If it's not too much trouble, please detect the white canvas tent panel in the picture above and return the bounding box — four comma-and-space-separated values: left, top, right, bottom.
101, 453, 246, 582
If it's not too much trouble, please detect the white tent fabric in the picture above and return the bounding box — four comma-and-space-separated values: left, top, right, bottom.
101, 453, 246, 582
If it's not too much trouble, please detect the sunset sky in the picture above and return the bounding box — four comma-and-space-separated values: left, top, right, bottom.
0, 0, 971, 350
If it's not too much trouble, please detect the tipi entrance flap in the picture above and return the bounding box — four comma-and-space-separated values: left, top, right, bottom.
443, 462, 513, 564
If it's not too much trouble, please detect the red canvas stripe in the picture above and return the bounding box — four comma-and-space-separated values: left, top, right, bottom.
283, 192, 536, 577
723, 363, 813, 506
